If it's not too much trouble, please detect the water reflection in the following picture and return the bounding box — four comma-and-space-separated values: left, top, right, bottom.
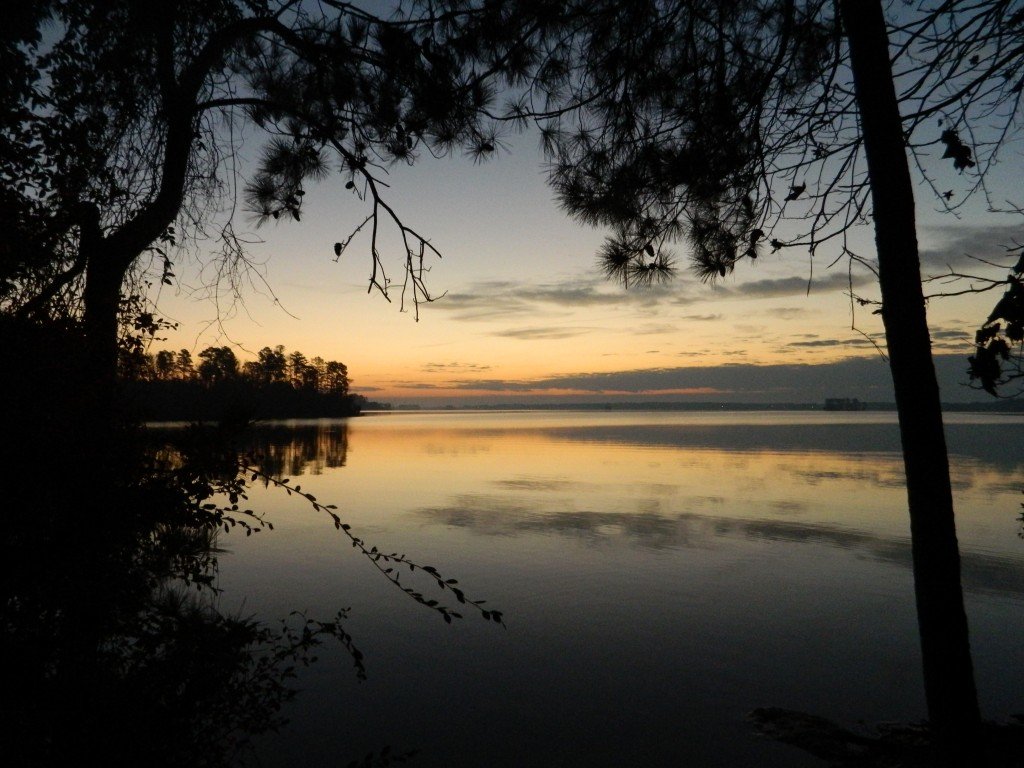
414, 498, 1024, 597
2, 421, 358, 766
223, 413, 1024, 592
214, 412, 1024, 767
246, 421, 350, 478
146, 421, 351, 480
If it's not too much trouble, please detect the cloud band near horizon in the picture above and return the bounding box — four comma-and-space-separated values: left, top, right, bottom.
373, 354, 981, 403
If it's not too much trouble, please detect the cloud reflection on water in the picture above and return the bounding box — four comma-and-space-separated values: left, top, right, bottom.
228, 413, 1024, 601
414, 499, 1024, 597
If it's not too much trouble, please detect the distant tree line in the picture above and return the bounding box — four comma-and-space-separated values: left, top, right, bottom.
123, 344, 349, 394
119, 343, 386, 421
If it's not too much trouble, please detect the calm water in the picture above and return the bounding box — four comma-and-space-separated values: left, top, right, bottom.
213, 411, 1024, 766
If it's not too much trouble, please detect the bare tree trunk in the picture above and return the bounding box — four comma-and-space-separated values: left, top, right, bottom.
82, 251, 123, 396
839, 1, 983, 763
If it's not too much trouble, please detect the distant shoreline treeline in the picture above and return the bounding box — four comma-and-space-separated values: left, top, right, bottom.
121, 344, 390, 421
385, 400, 1024, 412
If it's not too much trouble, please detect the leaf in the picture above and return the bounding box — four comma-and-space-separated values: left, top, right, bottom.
334, 242, 342, 256
939, 130, 975, 171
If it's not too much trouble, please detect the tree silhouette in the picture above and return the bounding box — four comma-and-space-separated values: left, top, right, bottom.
257, 345, 288, 385
153, 349, 177, 380
3, 0, 554, 394
197, 345, 239, 385
971, 245, 1024, 396
118, 341, 364, 420
287, 349, 309, 389
324, 360, 350, 396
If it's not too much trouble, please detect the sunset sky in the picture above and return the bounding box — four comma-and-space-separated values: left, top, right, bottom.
153, 127, 1020, 406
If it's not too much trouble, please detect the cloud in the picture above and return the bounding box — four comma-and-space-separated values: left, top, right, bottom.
490, 326, 595, 340
680, 313, 723, 322
920, 223, 1023, 271
432, 353, 982, 402
932, 339, 974, 351
725, 271, 873, 299
423, 264, 881, 333
926, 326, 973, 352
426, 276, 687, 322
765, 307, 813, 320
386, 380, 448, 390
930, 329, 970, 340
785, 337, 877, 348
628, 323, 680, 336
422, 361, 493, 373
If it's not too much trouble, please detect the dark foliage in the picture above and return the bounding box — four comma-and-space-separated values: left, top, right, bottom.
533, 0, 837, 286
2, 315, 499, 765
2, 317, 307, 765
970, 249, 1024, 396
2, 0, 564, 381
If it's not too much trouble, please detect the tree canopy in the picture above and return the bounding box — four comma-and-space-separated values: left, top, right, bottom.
2, 0, 560, 385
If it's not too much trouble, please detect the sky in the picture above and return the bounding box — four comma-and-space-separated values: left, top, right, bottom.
150, 59, 1023, 407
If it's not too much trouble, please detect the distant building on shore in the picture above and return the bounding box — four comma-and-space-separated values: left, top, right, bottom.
824, 397, 867, 411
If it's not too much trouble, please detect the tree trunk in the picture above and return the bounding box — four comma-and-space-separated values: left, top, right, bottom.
81, 240, 135, 420
83, 256, 121, 388
839, 1, 983, 763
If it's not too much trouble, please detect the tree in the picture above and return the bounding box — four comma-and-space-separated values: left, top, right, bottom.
256, 345, 288, 386
153, 349, 177, 380
511, 0, 1024, 761
310, 355, 327, 391
299, 363, 319, 392
323, 360, 350, 396
839, 5, 981, 756
197, 345, 239, 385
175, 348, 196, 380
4, 0, 554, 394
287, 349, 308, 389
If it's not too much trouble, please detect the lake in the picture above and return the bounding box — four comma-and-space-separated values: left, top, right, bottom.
212, 410, 1024, 766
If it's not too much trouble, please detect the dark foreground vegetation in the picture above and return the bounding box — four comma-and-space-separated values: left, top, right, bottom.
2, 317, 483, 766
2, 319, 320, 765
